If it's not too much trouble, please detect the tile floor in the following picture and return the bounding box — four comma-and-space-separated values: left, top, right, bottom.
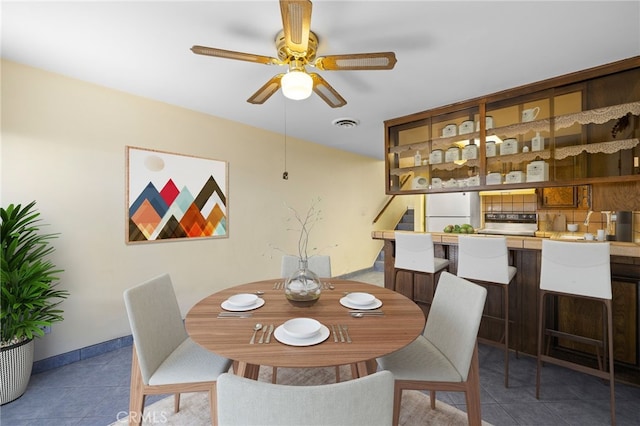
1, 270, 639, 425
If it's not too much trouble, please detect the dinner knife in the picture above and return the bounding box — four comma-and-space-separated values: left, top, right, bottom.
265, 324, 274, 343
331, 325, 338, 342
337, 325, 345, 343
217, 312, 253, 318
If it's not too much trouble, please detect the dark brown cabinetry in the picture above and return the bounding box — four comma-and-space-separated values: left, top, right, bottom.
380, 237, 640, 384
538, 186, 578, 208
385, 57, 640, 195
537, 185, 591, 209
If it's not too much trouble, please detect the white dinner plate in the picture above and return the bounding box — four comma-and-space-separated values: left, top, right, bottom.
274, 324, 330, 346
220, 298, 265, 312
339, 297, 382, 310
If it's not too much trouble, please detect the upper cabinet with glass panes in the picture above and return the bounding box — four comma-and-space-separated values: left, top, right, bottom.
384, 57, 640, 194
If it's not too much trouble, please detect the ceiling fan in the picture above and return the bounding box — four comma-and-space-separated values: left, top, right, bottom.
191, 0, 397, 108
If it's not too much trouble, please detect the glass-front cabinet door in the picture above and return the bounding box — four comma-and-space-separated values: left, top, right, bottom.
428, 106, 482, 190
386, 105, 482, 193
387, 118, 430, 192
552, 67, 640, 181
385, 57, 640, 194
485, 92, 553, 187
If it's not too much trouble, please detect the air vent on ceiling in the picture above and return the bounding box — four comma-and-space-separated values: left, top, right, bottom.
332, 118, 360, 129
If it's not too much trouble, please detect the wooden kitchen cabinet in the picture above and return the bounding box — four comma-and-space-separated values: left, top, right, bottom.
537, 185, 590, 209
556, 279, 637, 365
379, 234, 640, 384
385, 56, 640, 195
538, 187, 578, 208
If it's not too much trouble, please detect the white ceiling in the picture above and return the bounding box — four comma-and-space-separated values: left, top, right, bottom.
2, 1, 639, 159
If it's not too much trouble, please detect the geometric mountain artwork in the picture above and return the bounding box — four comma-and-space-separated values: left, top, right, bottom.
126, 146, 228, 243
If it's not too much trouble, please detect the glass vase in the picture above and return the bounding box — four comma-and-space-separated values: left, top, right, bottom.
284, 259, 322, 307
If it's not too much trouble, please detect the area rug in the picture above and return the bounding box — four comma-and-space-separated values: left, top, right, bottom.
112, 365, 491, 425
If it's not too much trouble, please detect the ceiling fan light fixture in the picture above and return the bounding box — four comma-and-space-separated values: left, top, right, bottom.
281, 70, 313, 100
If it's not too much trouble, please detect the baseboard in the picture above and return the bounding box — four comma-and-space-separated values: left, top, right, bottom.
336, 266, 376, 279
32, 335, 133, 375
31, 268, 380, 375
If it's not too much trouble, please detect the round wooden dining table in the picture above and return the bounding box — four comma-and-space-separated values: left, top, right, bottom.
185, 278, 425, 379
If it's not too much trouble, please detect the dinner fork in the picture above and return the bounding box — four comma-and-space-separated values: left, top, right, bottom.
342, 325, 352, 343
258, 325, 268, 344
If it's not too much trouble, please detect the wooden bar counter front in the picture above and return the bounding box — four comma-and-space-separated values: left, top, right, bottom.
185, 279, 425, 379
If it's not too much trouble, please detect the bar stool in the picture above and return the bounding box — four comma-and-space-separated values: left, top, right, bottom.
394, 232, 450, 310
457, 235, 517, 388
537, 239, 615, 425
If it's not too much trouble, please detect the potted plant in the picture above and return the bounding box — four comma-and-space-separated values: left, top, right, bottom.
1, 201, 68, 404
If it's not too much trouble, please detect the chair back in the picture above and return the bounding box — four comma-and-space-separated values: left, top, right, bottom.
424, 271, 487, 381
457, 235, 512, 284
394, 232, 437, 273
217, 370, 394, 425
540, 240, 611, 299
281, 254, 332, 278
123, 273, 188, 384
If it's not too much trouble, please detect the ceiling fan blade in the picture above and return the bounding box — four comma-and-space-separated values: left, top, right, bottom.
191, 45, 281, 65
280, 0, 312, 55
314, 52, 397, 71
247, 74, 284, 104
310, 73, 346, 108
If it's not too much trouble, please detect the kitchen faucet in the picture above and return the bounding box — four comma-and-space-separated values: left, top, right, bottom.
602, 211, 612, 238
584, 210, 613, 238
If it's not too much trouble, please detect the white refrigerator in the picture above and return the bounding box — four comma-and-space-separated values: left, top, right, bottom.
425, 192, 480, 232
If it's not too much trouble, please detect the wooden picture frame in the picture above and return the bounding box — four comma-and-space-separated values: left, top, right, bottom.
126, 146, 228, 243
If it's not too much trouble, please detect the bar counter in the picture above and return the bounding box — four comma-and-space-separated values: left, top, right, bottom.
372, 230, 640, 257
372, 230, 640, 385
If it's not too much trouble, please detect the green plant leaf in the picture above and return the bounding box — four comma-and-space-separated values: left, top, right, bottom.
1, 201, 69, 344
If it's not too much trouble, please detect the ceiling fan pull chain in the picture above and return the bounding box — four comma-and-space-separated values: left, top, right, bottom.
283, 100, 289, 180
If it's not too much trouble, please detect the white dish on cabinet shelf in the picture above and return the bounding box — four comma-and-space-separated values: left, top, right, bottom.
445, 147, 461, 162
462, 144, 478, 160
442, 124, 457, 138
459, 120, 474, 135
486, 173, 502, 185
486, 142, 497, 157
429, 150, 443, 164
505, 171, 526, 184
413, 177, 428, 189
500, 139, 519, 155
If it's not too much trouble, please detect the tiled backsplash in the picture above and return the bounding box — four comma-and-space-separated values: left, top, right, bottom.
481, 193, 639, 242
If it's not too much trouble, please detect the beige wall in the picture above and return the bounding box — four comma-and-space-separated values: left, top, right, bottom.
1, 60, 389, 360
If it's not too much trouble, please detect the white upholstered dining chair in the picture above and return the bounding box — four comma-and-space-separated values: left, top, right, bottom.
377, 271, 487, 426
281, 254, 332, 279
123, 273, 232, 426
216, 370, 394, 426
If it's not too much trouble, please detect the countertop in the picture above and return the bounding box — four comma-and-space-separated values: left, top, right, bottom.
371, 230, 640, 258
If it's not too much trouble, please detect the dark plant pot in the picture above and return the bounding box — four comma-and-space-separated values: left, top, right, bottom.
0, 338, 34, 405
